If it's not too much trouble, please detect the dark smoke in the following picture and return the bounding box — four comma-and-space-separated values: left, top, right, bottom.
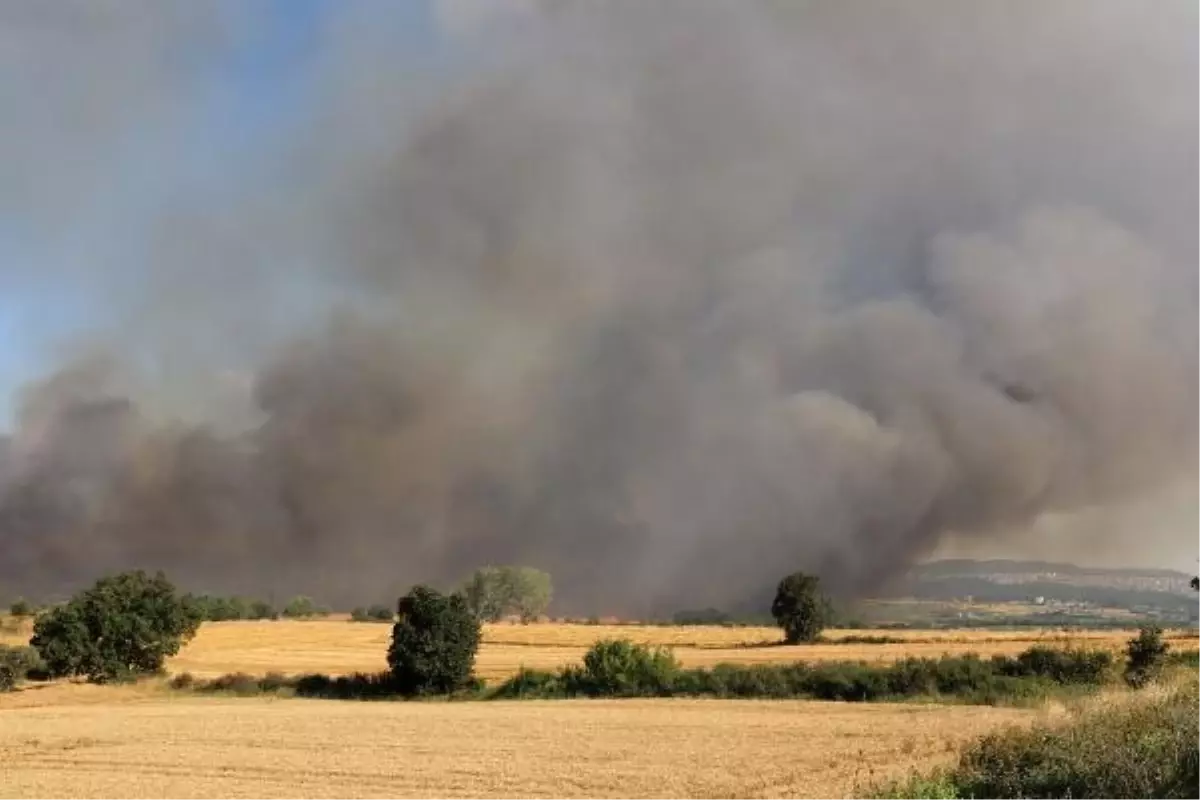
0, 1, 1195, 613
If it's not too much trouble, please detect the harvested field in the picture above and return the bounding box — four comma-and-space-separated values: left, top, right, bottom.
0, 686, 1034, 798
160, 620, 1198, 683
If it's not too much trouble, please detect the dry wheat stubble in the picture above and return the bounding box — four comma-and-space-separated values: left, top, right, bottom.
0, 691, 1034, 799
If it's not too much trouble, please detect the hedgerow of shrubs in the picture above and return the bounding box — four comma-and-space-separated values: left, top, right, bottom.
350, 604, 394, 623
490, 639, 1114, 701
876, 681, 1199, 798
186, 594, 279, 621
174, 637, 1119, 704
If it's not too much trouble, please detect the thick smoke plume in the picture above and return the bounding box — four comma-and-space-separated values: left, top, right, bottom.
0, 1, 1195, 613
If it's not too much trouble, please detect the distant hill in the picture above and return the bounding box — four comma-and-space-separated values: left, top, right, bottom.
912, 559, 1190, 581
887, 559, 1197, 622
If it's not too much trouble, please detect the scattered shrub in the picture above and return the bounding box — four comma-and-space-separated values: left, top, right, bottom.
9, 598, 32, 618
282, 596, 317, 618
771, 572, 832, 644
1004, 645, 1114, 685
248, 600, 278, 620
169, 672, 196, 690
1124, 625, 1169, 688
186, 594, 279, 621
31, 570, 201, 683
0, 644, 41, 691
351, 604, 393, 622
387, 586, 481, 695
488, 667, 564, 699
878, 681, 1199, 798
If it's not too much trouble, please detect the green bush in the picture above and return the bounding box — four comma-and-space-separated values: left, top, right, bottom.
9, 598, 33, 618
567, 639, 680, 697
281, 596, 317, 618
351, 604, 393, 622
248, 600, 278, 620
31, 570, 202, 683
1005, 645, 1114, 684
1124, 625, 1169, 688
490, 667, 565, 698
387, 586, 481, 695
0, 644, 42, 691
186, 594, 278, 621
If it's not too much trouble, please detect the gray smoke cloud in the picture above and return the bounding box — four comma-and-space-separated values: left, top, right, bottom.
0, 1, 1195, 613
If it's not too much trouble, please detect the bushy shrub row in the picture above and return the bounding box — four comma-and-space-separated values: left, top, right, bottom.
173, 638, 1120, 705
350, 604, 394, 623
876, 681, 1199, 798
490, 639, 1114, 702
172, 669, 485, 700
186, 594, 279, 621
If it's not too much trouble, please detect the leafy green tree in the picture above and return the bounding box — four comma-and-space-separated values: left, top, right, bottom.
248, 599, 278, 620
351, 604, 394, 622
9, 598, 32, 618
31, 570, 202, 683
282, 595, 317, 618
387, 585, 480, 695
462, 566, 553, 623
504, 567, 553, 622
770, 572, 831, 644
462, 566, 506, 622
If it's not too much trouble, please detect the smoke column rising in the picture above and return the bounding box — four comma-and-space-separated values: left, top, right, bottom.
0, 1, 1195, 613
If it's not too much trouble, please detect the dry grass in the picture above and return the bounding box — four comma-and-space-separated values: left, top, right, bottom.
2, 618, 1193, 797
0, 686, 1034, 798
160, 620, 1197, 683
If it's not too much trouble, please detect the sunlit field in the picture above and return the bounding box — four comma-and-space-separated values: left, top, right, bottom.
0, 685, 1035, 799
5, 617, 1196, 684
165, 620, 1198, 683
2, 616, 1194, 797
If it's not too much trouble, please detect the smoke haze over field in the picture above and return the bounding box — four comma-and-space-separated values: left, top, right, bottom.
0, 1, 1195, 612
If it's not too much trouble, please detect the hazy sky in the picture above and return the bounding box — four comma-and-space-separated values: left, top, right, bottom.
0, 1, 1193, 605
0, 0, 461, 423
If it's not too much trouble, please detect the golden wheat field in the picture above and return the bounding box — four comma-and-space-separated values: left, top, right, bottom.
1, 618, 1195, 798
0, 685, 1036, 799
157, 620, 1198, 682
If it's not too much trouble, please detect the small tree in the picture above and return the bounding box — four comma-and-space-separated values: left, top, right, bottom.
1124, 624, 1169, 688
282, 595, 317, 618
504, 567, 553, 622
31, 570, 201, 683
9, 598, 32, 618
462, 566, 506, 622
770, 572, 831, 644
248, 599, 278, 620
462, 565, 553, 623
387, 585, 480, 695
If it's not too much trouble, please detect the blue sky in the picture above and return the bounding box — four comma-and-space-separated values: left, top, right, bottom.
0, 0, 452, 426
